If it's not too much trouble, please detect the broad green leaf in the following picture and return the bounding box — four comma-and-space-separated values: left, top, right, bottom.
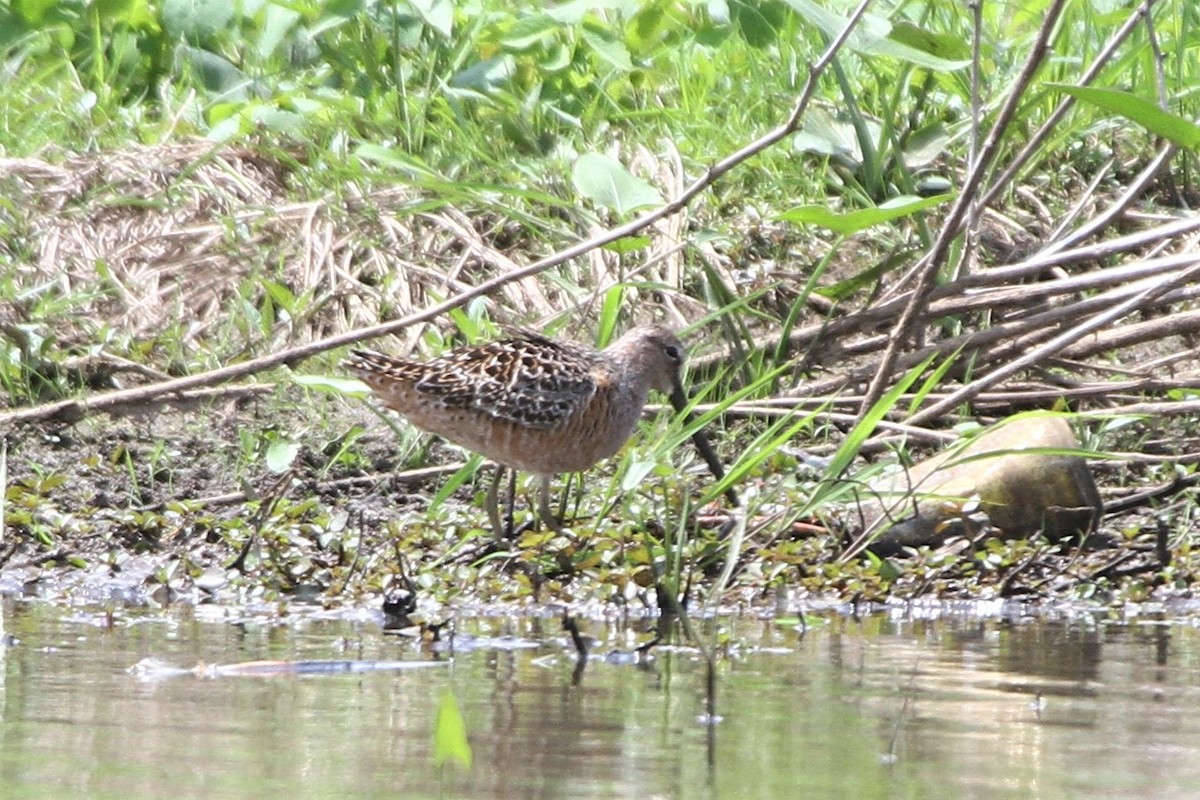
249, 105, 304, 134
628, 3, 668, 53
546, 0, 589, 24
889, 20, 970, 61
1049, 84, 1200, 148
256, 4, 301, 58
95, 0, 155, 27
175, 45, 249, 97
260, 279, 296, 313
781, 0, 968, 70
793, 108, 881, 167
434, 691, 473, 769
730, 0, 780, 48
411, 0, 453, 37
265, 438, 300, 474
581, 23, 632, 71
13, 0, 59, 25
94, 0, 134, 21
903, 122, 950, 169
501, 14, 558, 51
621, 457, 657, 492
538, 41, 572, 72
778, 194, 952, 234
206, 114, 243, 142
572, 154, 662, 215
451, 55, 516, 92
162, 0, 235, 41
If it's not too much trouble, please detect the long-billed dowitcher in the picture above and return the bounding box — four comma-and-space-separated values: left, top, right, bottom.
344, 324, 687, 536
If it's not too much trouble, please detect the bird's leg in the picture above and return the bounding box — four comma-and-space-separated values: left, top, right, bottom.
505, 468, 517, 538
486, 465, 505, 541
537, 476, 566, 534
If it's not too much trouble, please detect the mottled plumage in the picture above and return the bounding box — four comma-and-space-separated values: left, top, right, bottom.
343, 324, 686, 532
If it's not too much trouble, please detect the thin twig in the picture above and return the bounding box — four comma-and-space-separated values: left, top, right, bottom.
977, 1, 1153, 210
861, 0, 1069, 414
906, 263, 1200, 425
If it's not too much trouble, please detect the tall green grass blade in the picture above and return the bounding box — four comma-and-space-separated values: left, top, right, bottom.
817, 352, 939, 493
907, 347, 963, 417
699, 406, 822, 506
1050, 85, 1200, 148
778, 193, 954, 234
597, 285, 624, 347
430, 454, 485, 513
292, 373, 372, 398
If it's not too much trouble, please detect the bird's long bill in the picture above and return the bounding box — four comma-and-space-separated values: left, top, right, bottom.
668, 380, 740, 507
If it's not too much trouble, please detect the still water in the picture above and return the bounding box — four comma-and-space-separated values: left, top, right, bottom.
1, 599, 1198, 799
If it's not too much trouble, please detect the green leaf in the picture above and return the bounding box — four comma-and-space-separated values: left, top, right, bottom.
819, 353, 938, 488
451, 55, 516, 92
353, 143, 439, 179
903, 122, 951, 169
256, 3, 301, 58
175, 45, 249, 97
434, 691, 473, 769
12, 0, 59, 25
777, 194, 953, 234
781, 0, 968, 70
597, 285, 624, 347
249, 105, 304, 135
161, 0, 235, 41
292, 373, 372, 397
260, 279, 296, 313
1049, 85, 1200, 148
621, 457, 657, 492
93, 0, 135, 23
546, 0, 590, 25
501, 14, 558, 51
729, 0, 780, 48
888, 20, 970, 61
430, 455, 484, 512
265, 438, 300, 474
411, 0, 453, 37
601, 235, 651, 254
572, 154, 662, 215
793, 108, 881, 167
581, 23, 632, 71
628, 2, 668, 53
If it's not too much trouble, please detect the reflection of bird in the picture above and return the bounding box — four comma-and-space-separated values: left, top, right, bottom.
344, 324, 687, 536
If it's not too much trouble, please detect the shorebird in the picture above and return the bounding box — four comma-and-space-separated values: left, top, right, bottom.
343, 324, 687, 536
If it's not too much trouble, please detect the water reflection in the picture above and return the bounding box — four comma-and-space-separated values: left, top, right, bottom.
1, 600, 1198, 799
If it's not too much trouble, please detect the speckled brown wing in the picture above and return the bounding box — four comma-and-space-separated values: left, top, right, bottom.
346, 331, 600, 429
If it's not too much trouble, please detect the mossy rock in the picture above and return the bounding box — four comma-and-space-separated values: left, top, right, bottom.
860, 416, 1103, 556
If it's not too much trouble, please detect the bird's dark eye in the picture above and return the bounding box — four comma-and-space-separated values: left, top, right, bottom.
663, 344, 684, 363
